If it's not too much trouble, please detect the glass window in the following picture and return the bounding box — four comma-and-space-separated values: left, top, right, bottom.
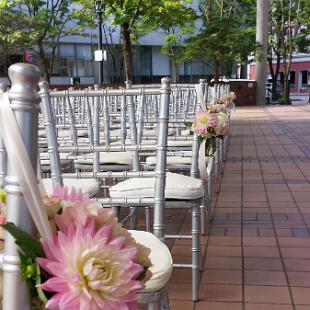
59, 58, 77, 77
76, 45, 93, 77
59, 44, 75, 57
301, 70, 308, 88
290, 71, 295, 87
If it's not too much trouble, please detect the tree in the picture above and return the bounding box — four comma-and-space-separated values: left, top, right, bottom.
268, 0, 310, 103
268, 2, 283, 101
280, 0, 309, 102
153, 0, 196, 83
0, 0, 87, 82
180, 0, 257, 82
0, 2, 28, 76
78, 0, 196, 82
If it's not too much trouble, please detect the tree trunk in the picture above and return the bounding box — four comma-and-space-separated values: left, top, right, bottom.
38, 41, 50, 82
170, 61, 179, 83
121, 23, 133, 82
268, 52, 281, 101
213, 59, 220, 82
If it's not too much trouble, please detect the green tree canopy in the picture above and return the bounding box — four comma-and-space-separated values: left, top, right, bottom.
180, 0, 258, 81
0, 0, 88, 81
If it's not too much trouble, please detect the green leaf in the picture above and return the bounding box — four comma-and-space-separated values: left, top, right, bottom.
1, 222, 44, 259
35, 263, 49, 305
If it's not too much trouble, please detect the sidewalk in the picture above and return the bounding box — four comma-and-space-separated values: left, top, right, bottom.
168, 104, 310, 310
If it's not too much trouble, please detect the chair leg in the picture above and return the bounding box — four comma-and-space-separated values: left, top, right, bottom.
214, 149, 220, 193
130, 206, 138, 229
223, 136, 228, 161
145, 206, 151, 232
147, 301, 161, 310
112, 206, 120, 219
200, 181, 207, 236
162, 287, 170, 310
192, 205, 200, 302
207, 177, 213, 222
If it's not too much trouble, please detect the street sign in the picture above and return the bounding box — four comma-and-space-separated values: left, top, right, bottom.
94, 49, 107, 61
94, 50, 103, 61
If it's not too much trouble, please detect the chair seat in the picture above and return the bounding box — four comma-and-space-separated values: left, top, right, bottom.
129, 230, 173, 293
57, 129, 88, 138
109, 172, 204, 200
167, 140, 193, 147
40, 153, 72, 166
110, 128, 175, 137
146, 156, 192, 166
42, 177, 99, 198
74, 151, 132, 165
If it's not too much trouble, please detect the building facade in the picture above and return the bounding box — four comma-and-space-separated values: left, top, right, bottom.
249, 53, 310, 99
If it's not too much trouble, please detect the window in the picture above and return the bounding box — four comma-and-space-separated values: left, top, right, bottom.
76, 45, 93, 77
58, 44, 77, 77
301, 70, 309, 88
290, 71, 295, 87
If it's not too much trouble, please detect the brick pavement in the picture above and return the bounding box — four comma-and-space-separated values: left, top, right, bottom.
168, 105, 310, 310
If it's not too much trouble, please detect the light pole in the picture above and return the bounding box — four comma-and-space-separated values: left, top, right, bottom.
94, 0, 105, 85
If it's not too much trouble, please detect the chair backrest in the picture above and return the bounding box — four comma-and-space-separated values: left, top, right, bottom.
0, 83, 7, 187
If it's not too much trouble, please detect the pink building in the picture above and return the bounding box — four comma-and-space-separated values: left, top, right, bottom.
249, 54, 310, 97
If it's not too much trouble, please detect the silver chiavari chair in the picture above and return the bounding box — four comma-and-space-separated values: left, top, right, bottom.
0, 84, 7, 188
39, 78, 175, 308
0, 63, 42, 310
101, 80, 205, 302
0, 64, 175, 310
39, 82, 100, 196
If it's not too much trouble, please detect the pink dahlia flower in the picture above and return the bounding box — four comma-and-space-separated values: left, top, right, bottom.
55, 205, 153, 271
37, 219, 144, 310
52, 185, 89, 204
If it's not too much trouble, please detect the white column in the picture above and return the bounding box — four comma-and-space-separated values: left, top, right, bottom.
255, 0, 269, 105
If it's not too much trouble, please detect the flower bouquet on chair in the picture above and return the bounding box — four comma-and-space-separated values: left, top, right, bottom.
1, 186, 152, 310
191, 108, 229, 156
221, 92, 237, 109
185, 108, 229, 180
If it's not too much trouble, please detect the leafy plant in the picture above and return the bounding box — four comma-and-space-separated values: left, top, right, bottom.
1, 222, 48, 302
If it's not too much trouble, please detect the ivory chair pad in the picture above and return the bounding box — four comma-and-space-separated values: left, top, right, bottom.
40, 153, 72, 166
109, 172, 204, 200
43, 177, 99, 198
167, 140, 193, 147
110, 128, 175, 137
129, 230, 173, 293
57, 129, 88, 138
181, 129, 191, 136
146, 156, 192, 166
74, 151, 132, 165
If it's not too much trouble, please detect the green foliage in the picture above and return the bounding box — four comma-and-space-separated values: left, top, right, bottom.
268, 0, 310, 101
0, 187, 6, 204
178, 0, 258, 80
1, 222, 47, 301
0, 0, 89, 80
1, 222, 44, 258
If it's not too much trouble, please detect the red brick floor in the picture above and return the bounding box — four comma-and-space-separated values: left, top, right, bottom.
166, 105, 310, 309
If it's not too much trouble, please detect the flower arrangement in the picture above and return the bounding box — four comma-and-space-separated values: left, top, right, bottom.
190, 109, 229, 156
1, 186, 152, 310
221, 92, 237, 108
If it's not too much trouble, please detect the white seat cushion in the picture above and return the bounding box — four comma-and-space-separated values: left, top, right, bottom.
109, 172, 204, 200
110, 128, 175, 137
74, 152, 132, 165
40, 153, 72, 166
146, 156, 192, 166
181, 129, 191, 136
129, 230, 173, 293
57, 129, 88, 138
43, 177, 99, 198
167, 140, 193, 147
